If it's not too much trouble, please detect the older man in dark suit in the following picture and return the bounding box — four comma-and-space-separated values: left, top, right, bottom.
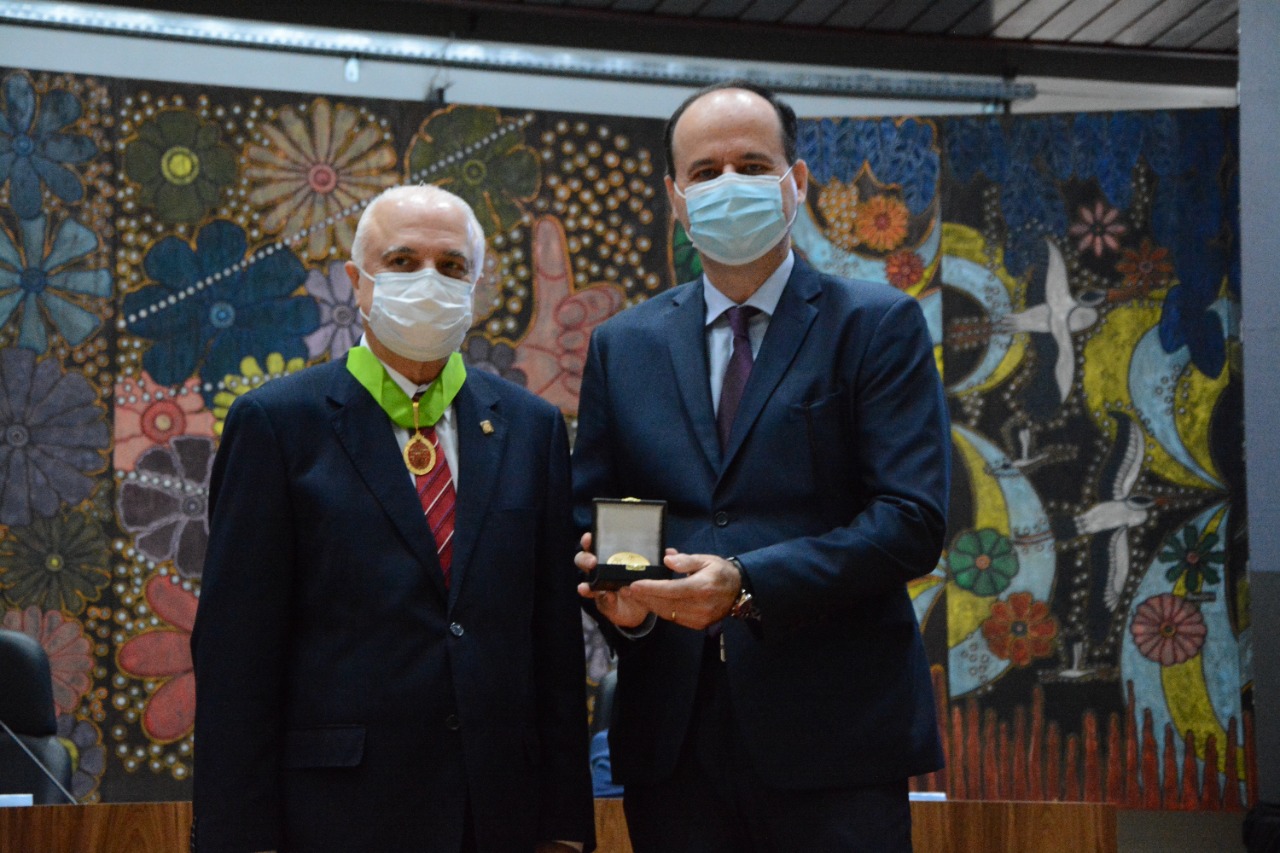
192, 185, 594, 853
574, 82, 950, 852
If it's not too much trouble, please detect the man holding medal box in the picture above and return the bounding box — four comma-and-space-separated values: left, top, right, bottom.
192, 185, 593, 853
573, 83, 949, 852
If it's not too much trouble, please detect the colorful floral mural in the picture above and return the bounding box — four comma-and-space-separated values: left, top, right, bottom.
0, 65, 1246, 811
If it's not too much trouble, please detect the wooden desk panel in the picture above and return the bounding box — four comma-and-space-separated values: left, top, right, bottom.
0, 799, 1116, 852
912, 800, 1116, 853
0, 801, 189, 853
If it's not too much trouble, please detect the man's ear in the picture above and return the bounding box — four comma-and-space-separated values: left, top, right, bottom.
346, 261, 371, 317
664, 174, 687, 228
790, 159, 810, 200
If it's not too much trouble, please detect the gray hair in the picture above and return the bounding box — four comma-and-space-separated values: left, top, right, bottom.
350, 185, 486, 282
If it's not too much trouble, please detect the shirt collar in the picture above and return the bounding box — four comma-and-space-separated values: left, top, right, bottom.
357, 335, 455, 426
702, 250, 794, 327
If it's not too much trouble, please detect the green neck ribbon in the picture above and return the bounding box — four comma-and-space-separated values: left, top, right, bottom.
345, 346, 467, 428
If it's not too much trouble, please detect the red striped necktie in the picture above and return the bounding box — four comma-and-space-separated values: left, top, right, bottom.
414, 424, 456, 588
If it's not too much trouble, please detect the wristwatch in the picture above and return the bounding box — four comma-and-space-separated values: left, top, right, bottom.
727, 557, 761, 622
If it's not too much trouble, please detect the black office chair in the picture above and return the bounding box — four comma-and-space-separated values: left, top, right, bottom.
0, 628, 75, 804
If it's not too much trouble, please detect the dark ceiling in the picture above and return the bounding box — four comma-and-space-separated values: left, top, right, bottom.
90, 0, 1240, 86
486, 0, 1238, 51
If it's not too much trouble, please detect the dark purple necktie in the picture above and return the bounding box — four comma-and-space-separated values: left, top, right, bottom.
717, 305, 759, 449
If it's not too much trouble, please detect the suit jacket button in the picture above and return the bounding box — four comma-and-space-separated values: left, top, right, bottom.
445, 714, 461, 731
713, 511, 729, 527
449, 622, 464, 637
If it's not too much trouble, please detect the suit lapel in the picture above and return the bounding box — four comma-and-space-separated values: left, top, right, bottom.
328, 367, 449, 603
448, 379, 504, 606
720, 259, 821, 472
665, 284, 721, 470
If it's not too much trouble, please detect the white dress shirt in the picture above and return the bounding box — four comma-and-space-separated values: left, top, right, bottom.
359, 337, 460, 485
702, 250, 794, 414
381, 359, 460, 486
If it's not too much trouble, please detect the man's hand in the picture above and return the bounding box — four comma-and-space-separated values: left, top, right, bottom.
576, 532, 652, 629
626, 553, 741, 630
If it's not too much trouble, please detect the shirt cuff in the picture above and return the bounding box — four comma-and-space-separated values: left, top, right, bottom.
616, 612, 657, 639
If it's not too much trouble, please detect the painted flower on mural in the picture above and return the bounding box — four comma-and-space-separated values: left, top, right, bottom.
2, 606, 94, 714
0, 348, 108, 527
884, 250, 925, 290
1114, 238, 1173, 295
122, 220, 316, 390
116, 575, 197, 742
816, 179, 859, 251
407, 105, 539, 235
852, 194, 909, 253
123, 110, 237, 224
244, 98, 398, 260
1161, 525, 1224, 594
117, 436, 215, 578
57, 713, 106, 800
0, 71, 97, 220
0, 510, 109, 615
113, 372, 216, 472
1069, 200, 1127, 258
303, 260, 361, 359
1130, 593, 1207, 666
513, 216, 623, 411
0, 214, 112, 353
464, 336, 526, 386
211, 353, 307, 435
949, 528, 1019, 597
982, 591, 1057, 667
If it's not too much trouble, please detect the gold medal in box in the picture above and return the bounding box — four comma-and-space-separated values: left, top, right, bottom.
589, 497, 669, 591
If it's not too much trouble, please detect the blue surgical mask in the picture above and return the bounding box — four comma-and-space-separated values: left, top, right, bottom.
675, 165, 798, 265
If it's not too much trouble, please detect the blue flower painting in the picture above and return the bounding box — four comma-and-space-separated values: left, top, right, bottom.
0, 72, 97, 220
122, 220, 318, 391
0, 215, 111, 352
0, 348, 108, 526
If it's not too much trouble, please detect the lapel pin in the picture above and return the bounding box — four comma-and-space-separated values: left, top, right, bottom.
480, 420, 494, 435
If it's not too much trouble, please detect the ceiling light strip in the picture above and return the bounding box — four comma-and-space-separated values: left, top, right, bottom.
0, 1, 1036, 103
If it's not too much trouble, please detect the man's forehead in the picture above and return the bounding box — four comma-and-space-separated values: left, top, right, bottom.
680, 89, 775, 127
376, 195, 467, 226
673, 89, 782, 156
369, 198, 471, 244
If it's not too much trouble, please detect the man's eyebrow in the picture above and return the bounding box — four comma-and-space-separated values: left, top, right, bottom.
379, 244, 416, 260
684, 151, 777, 173
439, 249, 471, 270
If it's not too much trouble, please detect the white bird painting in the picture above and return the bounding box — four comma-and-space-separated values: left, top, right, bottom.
1052, 410, 1158, 668
999, 238, 1104, 418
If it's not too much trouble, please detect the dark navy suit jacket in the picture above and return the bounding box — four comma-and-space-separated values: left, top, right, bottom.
192, 358, 594, 853
573, 255, 949, 790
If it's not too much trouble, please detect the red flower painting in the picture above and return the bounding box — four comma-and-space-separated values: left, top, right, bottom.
982, 591, 1058, 667
1130, 593, 1207, 666
116, 576, 197, 742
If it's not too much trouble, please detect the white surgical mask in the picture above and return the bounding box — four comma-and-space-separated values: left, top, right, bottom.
357, 265, 473, 362
675, 165, 798, 266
